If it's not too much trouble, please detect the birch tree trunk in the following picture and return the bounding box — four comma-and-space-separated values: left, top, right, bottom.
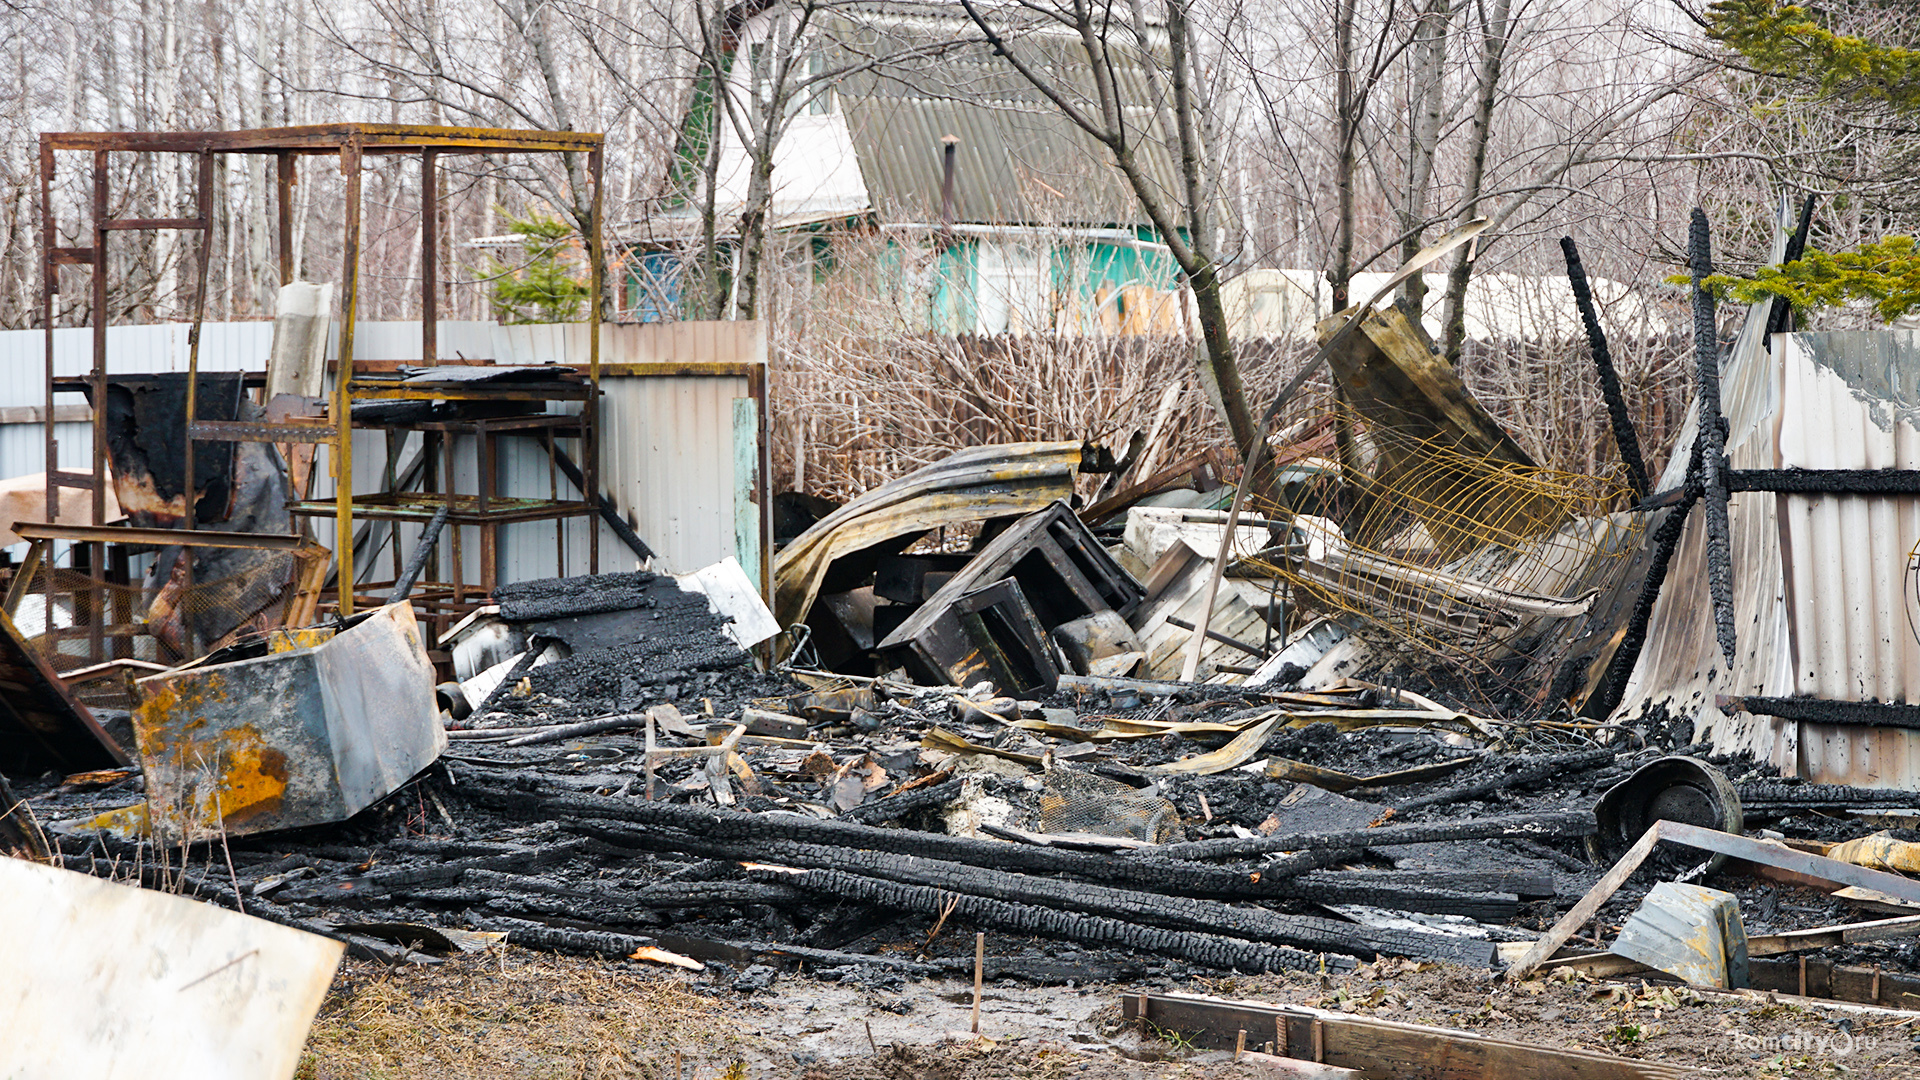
1397, 0, 1453, 315
1440, 0, 1510, 364
1329, 0, 1357, 311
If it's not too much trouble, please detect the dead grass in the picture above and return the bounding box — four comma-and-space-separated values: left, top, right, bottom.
297, 952, 761, 1080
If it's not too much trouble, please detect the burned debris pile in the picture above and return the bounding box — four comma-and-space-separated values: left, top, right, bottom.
17, 183, 1920, 1080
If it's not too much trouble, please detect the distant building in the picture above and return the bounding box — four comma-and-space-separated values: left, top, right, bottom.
1221, 269, 1672, 342
624, 0, 1190, 333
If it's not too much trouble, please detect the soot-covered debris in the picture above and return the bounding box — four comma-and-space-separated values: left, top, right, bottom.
14, 567, 1920, 1004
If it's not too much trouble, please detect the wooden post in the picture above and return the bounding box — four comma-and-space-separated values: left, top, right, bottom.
87, 149, 110, 660
39, 138, 55, 532
89, 151, 107, 530
971, 932, 985, 1034
276, 152, 295, 285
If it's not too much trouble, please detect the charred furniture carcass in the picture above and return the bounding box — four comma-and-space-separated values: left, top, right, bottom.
129, 602, 444, 840
876, 501, 1145, 696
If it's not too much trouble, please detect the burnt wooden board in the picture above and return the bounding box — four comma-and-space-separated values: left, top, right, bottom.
0, 608, 128, 774
1123, 991, 1698, 1080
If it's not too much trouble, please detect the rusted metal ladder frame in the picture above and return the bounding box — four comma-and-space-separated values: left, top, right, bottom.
335, 136, 362, 615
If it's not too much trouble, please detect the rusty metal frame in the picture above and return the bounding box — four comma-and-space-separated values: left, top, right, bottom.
37, 124, 607, 655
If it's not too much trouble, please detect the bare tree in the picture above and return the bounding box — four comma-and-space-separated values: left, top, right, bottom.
958, 0, 1259, 458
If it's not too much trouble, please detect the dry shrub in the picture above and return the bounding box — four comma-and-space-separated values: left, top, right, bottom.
767, 228, 1699, 498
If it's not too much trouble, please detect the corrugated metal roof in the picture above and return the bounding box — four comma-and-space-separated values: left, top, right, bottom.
1615, 199, 1920, 787
825, 7, 1181, 226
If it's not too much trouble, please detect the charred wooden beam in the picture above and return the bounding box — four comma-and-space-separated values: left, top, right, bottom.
1394, 750, 1613, 814
743, 865, 1352, 974
275, 842, 585, 903
1763, 194, 1817, 341
385, 501, 449, 604
1561, 236, 1650, 499
1307, 867, 1555, 902
1728, 696, 1920, 732
1737, 781, 1920, 812
1585, 440, 1703, 720
456, 777, 1340, 894
1689, 207, 1738, 670
841, 777, 965, 824
1278, 873, 1519, 921
1498, 837, 1593, 875
651, 931, 945, 974
569, 819, 1516, 919
622, 834, 1492, 965
483, 917, 656, 959
1727, 468, 1920, 494
461, 868, 803, 908
1151, 810, 1595, 862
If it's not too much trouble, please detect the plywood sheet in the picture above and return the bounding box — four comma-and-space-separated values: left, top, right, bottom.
0, 857, 343, 1080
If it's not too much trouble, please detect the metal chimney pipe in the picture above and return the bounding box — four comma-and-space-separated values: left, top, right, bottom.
939, 134, 960, 232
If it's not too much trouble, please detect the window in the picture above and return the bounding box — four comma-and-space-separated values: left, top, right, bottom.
975, 242, 1050, 335
805, 51, 833, 115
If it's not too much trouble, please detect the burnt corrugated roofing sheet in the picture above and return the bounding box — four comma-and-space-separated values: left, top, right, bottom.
1616, 197, 1920, 787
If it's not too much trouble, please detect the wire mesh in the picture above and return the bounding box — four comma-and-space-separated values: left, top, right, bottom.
9, 549, 311, 678
1245, 392, 1644, 693
1034, 767, 1182, 844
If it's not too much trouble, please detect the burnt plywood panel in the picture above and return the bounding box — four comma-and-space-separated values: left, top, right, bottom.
0, 608, 129, 774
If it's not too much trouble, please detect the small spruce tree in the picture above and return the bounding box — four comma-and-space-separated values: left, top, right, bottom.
1699, 1, 1920, 321
482, 210, 590, 324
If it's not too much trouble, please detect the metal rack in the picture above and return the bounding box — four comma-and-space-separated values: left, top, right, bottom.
32, 124, 609, 663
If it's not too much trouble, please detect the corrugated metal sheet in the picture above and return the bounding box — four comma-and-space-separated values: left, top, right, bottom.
0, 320, 767, 592
1762, 330, 1920, 785
1616, 199, 1796, 764
827, 9, 1180, 226
598, 321, 768, 577
1616, 201, 1920, 787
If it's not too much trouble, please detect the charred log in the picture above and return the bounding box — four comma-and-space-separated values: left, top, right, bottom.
484, 917, 656, 959
453, 777, 1342, 893
744, 865, 1350, 974
1394, 750, 1614, 814
841, 778, 965, 824
1151, 810, 1595, 862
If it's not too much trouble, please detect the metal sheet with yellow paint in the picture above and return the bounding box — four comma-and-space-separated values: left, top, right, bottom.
0, 857, 343, 1080
132, 602, 445, 840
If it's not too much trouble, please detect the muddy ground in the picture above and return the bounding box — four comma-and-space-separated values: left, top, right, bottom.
297, 948, 1920, 1079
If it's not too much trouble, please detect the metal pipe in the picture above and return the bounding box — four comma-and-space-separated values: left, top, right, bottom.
385, 502, 450, 605
1165, 615, 1270, 659
587, 145, 605, 576
336, 139, 362, 616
